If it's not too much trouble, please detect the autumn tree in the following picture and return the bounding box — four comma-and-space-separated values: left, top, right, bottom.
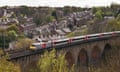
7, 24, 19, 33
14, 38, 33, 49
31, 49, 74, 72
106, 19, 120, 31
0, 49, 21, 72
117, 14, 120, 20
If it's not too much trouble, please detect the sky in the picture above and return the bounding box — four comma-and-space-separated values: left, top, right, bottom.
0, 0, 120, 7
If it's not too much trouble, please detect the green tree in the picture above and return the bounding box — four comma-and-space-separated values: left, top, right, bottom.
0, 29, 10, 48
52, 10, 57, 20
45, 16, 55, 23
95, 10, 103, 20
8, 30, 17, 41
0, 27, 19, 48
92, 7, 102, 14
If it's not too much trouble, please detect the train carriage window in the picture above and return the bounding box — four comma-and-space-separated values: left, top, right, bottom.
54, 39, 68, 44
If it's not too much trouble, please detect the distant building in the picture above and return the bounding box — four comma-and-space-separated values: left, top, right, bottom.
56, 10, 64, 19
19, 22, 36, 35
0, 24, 10, 29
104, 16, 115, 20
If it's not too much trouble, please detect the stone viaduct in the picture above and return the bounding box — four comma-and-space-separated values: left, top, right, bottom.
9, 32, 120, 72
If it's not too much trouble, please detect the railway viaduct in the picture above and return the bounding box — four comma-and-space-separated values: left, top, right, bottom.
8, 32, 120, 72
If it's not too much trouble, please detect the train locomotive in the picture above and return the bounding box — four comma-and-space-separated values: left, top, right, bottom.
29, 31, 120, 50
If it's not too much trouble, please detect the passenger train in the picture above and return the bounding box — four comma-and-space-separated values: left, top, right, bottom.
29, 31, 120, 50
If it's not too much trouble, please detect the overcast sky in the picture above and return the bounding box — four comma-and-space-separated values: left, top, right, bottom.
0, 0, 120, 7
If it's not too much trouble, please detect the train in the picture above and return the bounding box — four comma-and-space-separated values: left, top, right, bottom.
29, 31, 120, 50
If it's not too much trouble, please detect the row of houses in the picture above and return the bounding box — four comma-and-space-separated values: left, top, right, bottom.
27, 10, 94, 41
0, 8, 94, 41
0, 8, 93, 34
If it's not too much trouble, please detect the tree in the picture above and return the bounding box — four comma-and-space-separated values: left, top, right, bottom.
0, 49, 21, 72
71, 6, 82, 12
18, 6, 34, 16
92, 7, 102, 14
0, 25, 21, 48
0, 27, 19, 48
95, 10, 103, 20
33, 12, 46, 25
32, 49, 74, 72
7, 24, 19, 33
8, 30, 17, 41
14, 38, 33, 49
63, 6, 72, 15
45, 16, 55, 23
106, 19, 120, 31
117, 14, 120, 20
52, 11, 57, 20
0, 29, 10, 48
